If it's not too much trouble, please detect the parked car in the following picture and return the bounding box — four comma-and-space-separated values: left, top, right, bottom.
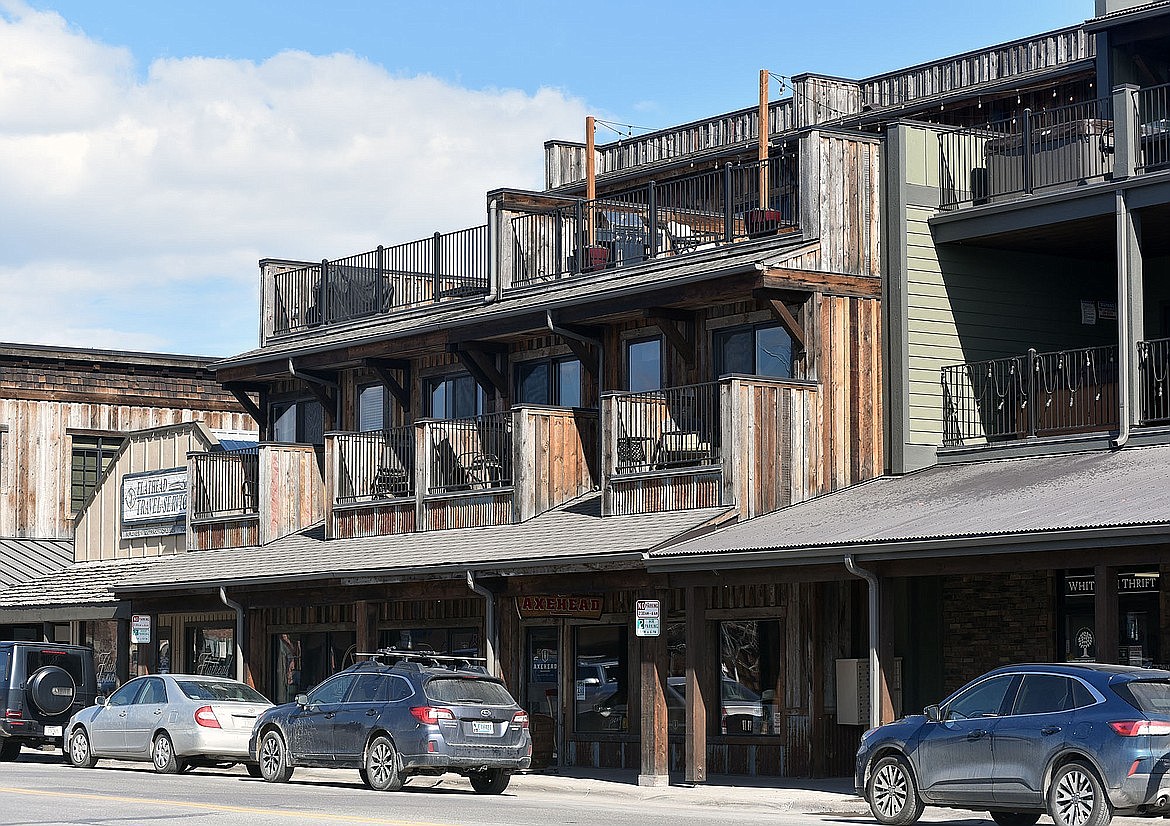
66, 674, 272, 774
249, 650, 532, 793
855, 663, 1170, 826
0, 641, 97, 760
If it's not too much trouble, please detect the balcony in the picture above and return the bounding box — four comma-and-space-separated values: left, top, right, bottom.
602, 376, 820, 519
326, 407, 597, 539
937, 83, 1169, 211
188, 443, 324, 550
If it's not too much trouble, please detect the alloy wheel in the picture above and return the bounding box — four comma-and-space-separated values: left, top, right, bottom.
1054, 768, 1096, 826
872, 761, 909, 819
367, 740, 394, 787
260, 734, 282, 777
153, 736, 172, 770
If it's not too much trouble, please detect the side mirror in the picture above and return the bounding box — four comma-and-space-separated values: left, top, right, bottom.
95, 696, 108, 707
924, 704, 941, 723
295, 693, 309, 707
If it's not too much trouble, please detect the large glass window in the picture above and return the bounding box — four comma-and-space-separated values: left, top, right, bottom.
574, 625, 628, 733
270, 399, 325, 444
70, 434, 124, 512
627, 338, 662, 392
357, 384, 386, 432
186, 626, 234, 678
719, 621, 773, 735
272, 630, 356, 704
516, 358, 584, 407
378, 627, 479, 658
715, 323, 794, 379
428, 374, 485, 419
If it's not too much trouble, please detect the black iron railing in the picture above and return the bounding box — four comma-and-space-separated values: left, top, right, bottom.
1137, 83, 1170, 173
939, 97, 1113, 210
190, 448, 260, 519
941, 345, 1119, 446
612, 382, 721, 474
510, 155, 798, 288
427, 413, 513, 495
334, 428, 416, 504
1139, 337, 1170, 425
272, 225, 489, 336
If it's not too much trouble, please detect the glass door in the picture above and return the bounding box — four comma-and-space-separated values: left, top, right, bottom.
525, 626, 560, 766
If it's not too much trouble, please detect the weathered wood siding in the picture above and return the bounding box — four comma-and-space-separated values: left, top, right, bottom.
258, 444, 324, 545
513, 407, 597, 521
801, 132, 881, 278
334, 501, 416, 540
423, 490, 513, 530
607, 469, 723, 516
75, 423, 216, 562
188, 516, 259, 551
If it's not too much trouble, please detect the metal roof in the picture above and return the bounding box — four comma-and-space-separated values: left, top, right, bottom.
650, 445, 1170, 565
0, 537, 72, 588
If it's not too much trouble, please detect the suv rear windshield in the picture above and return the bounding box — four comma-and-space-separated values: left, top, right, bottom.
25, 649, 86, 685
425, 677, 514, 706
176, 680, 269, 704
1113, 680, 1170, 715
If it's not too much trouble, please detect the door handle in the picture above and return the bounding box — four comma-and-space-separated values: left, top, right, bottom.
1041, 725, 1062, 736
366, 710, 378, 717
966, 729, 987, 740
324, 712, 335, 719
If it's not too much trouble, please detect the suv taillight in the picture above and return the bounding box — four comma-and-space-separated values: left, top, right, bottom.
4, 709, 21, 720
511, 711, 529, 729
1110, 720, 1170, 736
194, 706, 221, 729
410, 706, 455, 725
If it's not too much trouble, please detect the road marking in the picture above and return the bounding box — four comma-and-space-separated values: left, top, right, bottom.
0, 786, 459, 825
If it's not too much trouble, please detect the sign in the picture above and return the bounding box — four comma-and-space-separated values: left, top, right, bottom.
1064, 571, 1160, 597
130, 614, 152, 644
517, 595, 603, 619
1097, 300, 1117, 321
635, 599, 661, 638
121, 468, 187, 539
1075, 627, 1094, 659
1080, 300, 1097, 325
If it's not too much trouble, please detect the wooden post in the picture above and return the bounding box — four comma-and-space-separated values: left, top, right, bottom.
355, 599, 372, 656
684, 585, 707, 784
1095, 565, 1119, 664
638, 624, 669, 786
758, 69, 769, 208
586, 116, 597, 247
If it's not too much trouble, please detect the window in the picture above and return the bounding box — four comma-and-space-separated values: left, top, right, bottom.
574, 625, 628, 733
307, 674, 356, 705
187, 626, 234, 678
70, 434, 124, 513
378, 627, 479, 658
426, 678, 515, 706
515, 358, 583, 407
106, 679, 145, 707
271, 399, 325, 444
427, 374, 485, 419
626, 337, 662, 392
357, 384, 386, 432
347, 674, 391, 704
718, 620, 776, 735
273, 630, 356, 704
1012, 675, 1074, 715
137, 677, 168, 705
714, 323, 794, 379
945, 675, 1014, 720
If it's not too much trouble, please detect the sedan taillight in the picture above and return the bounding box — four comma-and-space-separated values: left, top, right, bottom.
1110, 720, 1170, 736
410, 706, 455, 725
194, 706, 221, 729
511, 711, 529, 729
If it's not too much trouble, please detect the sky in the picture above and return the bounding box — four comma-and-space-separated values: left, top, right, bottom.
2, 0, 1081, 358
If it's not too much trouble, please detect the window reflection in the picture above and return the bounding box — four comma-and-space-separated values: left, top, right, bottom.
574, 625, 628, 732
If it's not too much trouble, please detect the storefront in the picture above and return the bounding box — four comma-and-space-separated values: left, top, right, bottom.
1060, 568, 1162, 667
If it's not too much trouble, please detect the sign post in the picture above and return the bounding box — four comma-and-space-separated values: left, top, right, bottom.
635, 599, 661, 638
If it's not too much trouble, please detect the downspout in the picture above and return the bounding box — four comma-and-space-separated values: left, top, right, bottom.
1112, 190, 1131, 449
486, 198, 501, 304
844, 555, 881, 730
466, 571, 497, 677
546, 311, 604, 490
219, 587, 246, 684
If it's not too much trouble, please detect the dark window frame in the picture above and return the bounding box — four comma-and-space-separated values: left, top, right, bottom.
425, 373, 486, 420
713, 321, 795, 380
269, 396, 325, 445
70, 433, 125, 513
625, 336, 664, 392
514, 356, 584, 407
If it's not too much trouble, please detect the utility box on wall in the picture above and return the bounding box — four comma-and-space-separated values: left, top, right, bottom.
836, 657, 903, 726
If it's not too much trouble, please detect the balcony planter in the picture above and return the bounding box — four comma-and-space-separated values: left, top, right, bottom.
576, 245, 610, 273
745, 208, 783, 238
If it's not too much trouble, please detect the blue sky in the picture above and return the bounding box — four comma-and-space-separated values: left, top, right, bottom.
3, 0, 1084, 356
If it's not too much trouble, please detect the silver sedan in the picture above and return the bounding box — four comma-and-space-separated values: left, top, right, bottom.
65, 673, 272, 774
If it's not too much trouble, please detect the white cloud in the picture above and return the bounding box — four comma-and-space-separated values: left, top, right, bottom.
0, 1, 587, 355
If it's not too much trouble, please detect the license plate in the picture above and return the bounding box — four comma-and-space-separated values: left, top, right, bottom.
471, 721, 493, 735
43, 726, 62, 738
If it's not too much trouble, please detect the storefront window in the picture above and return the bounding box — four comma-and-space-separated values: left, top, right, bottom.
377, 627, 479, 657
574, 625, 628, 733
1060, 568, 1161, 667
187, 626, 234, 678
273, 631, 356, 704
719, 620, 778, 735
85, 619, 120, 695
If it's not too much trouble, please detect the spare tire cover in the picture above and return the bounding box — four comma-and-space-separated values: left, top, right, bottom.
26, 666, 76, 716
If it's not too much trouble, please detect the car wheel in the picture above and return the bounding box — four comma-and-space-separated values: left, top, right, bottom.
0, 740, 20, 762
68, 727, 98, 769
991, 813, 1042, 826
1048, 762, 1112, 826
469, 768, 511, 795
245, 763, 262, 778
867, 755, 925, 826
151, 732, 181, 774
258, 730, 294, 783
363, 735, 403, 792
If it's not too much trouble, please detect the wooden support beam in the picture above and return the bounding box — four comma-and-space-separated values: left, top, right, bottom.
755, 292, 807, 354
638, 604, 669, 786
450, 346, 508, 399
1095, 565, 1119, 664
364, 358, 411, 413
299, 377, 335, 411
684, 585, 707, 784
645, 310, 695, 366
757, 268, 882, 299
223, 383, 264, 427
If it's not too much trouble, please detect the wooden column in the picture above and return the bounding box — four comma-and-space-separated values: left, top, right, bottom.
1095, 565, 1119, 664
684, 585, 707, 784
758, 69, 769, 206
355, 599, 373, 656
638, 596, 669, 786
586, 115, 596, 247
245, 607, 264, 691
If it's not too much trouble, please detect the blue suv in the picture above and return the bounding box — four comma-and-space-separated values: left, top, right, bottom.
856, 663, 1170, 826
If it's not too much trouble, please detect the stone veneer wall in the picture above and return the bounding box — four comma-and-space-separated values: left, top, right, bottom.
942, 571, 1056, 694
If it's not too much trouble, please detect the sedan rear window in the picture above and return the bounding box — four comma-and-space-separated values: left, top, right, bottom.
1113, 680, 1170, 715
425, 677, 514, 706
176, 680, 270, 704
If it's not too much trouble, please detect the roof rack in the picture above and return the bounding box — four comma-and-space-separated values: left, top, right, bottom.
355, 648, 489, 673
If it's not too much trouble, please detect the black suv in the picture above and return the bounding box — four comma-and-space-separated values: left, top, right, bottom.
0, 642, 97, 759
250, 650, 532, 793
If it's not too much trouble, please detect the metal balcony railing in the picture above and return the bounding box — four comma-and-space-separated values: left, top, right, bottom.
611, 382, 721, 474
941, 345, 1120, 446
1137, 83, 1170, 173
427, 413, 513, 495
510, 155, 798, 288
189, 448, 260, 519
271, 225, 489, 337
334, 427, 416, 504
1139, 337, 1170, 425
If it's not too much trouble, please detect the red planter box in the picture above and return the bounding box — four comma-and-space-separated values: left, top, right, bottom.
579, 245, 610, 272
745, 208, 784, 237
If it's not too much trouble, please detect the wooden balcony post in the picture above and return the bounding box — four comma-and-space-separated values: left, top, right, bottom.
719, 378, 739, 514
414, 420, 429, 527
324, 434, 336, 540
600, 394, 616, 516
512, 407, 533, 523
1021, 109, 1034, 194
637, 590, 669, 787
1111, 84, 1139, 181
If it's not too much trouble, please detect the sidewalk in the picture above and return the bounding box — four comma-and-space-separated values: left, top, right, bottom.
511, 766, 867, 814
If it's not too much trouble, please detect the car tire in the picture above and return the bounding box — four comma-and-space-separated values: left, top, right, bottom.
258, 730, 294, 783
245, 763, 262, 778
469, 768, 511, 795
0, 740, 20, 762
68, 727, 98, 769
151, 732, 182, 774
991, 813, 1042, 826
867, 755, 925, 826
1048, 761, 1113, 826
363, 735, 404, 792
